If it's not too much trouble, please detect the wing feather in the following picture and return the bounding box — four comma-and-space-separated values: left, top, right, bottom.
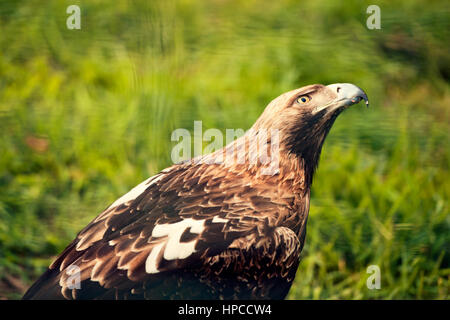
23, 161, 307, 299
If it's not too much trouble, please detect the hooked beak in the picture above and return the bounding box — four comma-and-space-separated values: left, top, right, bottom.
313, 83, 369, 113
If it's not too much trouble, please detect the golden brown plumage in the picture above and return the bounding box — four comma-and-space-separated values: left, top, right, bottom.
23, 83, 368, 300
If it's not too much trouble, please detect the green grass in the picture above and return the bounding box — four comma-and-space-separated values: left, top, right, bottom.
0, 0, 448, 299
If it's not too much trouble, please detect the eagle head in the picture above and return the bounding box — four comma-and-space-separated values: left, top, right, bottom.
252, 83, 369, 184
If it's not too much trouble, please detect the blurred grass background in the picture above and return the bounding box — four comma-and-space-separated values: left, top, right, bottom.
0, 0, 449, 299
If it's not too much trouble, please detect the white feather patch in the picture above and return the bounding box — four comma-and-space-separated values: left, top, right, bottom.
145, 242, 165, 274
212, 216, 228, 223
145, 218, 205, 274
108, 174, 163, 209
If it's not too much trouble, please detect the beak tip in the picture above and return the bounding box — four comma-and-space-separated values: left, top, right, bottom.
327, 83, 369, 108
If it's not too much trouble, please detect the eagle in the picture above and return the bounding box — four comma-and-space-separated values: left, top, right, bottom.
23, 83, 369, 300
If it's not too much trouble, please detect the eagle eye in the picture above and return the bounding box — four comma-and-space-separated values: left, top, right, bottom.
296, 95, 311, 104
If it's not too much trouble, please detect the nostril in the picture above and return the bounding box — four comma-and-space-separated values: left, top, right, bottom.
336, 87, 341, 93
